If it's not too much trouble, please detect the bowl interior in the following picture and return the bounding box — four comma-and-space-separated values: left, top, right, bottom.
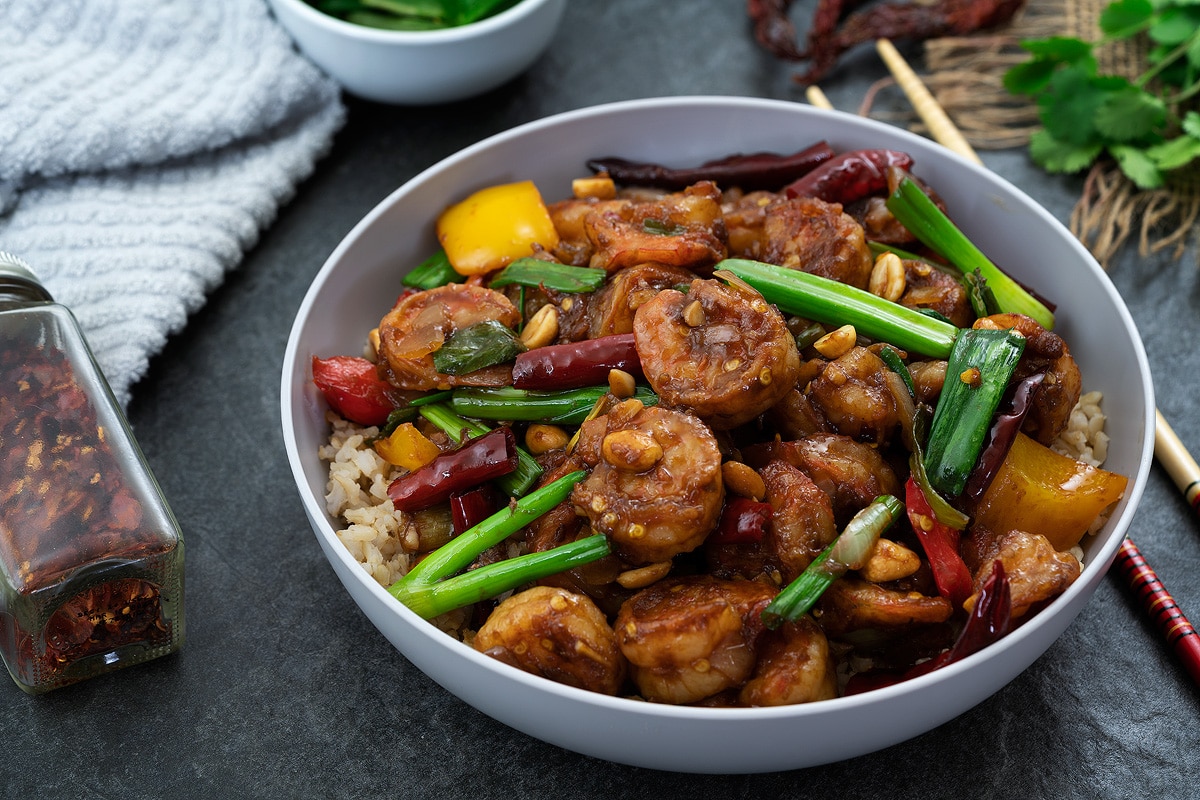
281, 97, 1154, 772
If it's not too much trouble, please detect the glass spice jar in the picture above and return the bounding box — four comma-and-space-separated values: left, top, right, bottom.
0, 252, 185, 693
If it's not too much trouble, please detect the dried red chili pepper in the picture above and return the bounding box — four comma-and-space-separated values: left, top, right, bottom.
450, 484, 503, 534
748, 0, 1027, 86
387, 426, 518, 512
710, 497, 774, 545
312, 354, 403, 427
784, 149, 914, 205
586, 142, 835, 192
964, 372, 1045, 501
512, 333, 643, 390
904, 476, 972, 608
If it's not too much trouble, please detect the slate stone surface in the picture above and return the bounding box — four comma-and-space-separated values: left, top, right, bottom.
4, 2, 1197, 797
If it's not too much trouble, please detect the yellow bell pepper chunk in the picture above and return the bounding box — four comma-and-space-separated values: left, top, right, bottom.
375, 422, 442, 471
971, 432, 1128, 551
436, 180, 560, 276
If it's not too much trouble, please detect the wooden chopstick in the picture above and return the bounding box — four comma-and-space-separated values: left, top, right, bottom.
843, 37, 1200, 686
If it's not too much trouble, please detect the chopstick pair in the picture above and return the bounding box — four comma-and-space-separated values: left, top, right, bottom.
806, 38, 1200, 686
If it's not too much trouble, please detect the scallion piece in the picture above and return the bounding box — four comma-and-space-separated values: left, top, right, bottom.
450, 385, 659, 425
418, 403, 543, 496
885, 177, 1055, 329
922, 327, 1026, 498
431, 320, 525, 376
761, 495, 904, 629
489, 258, 607, 294
403, 249, 464, 290
391, 534, 611, 619
716, 260, 958, 359
396, 469, 588, 588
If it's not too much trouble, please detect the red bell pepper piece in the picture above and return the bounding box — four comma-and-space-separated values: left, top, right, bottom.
387, 426, 518, 513
311, 355, 401, 427
511, 333, 643, 390
710, 497, 773, 546
904, 476, 972, 609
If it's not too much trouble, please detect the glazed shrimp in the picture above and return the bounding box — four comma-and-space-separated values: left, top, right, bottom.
615, 576, 776, 704
633, 277, 801, 429
760, 195, 874, 289
473, 586, 627, 696
739, 616, 838, 707
377, 284, 520, 391
587, 262, 697, 338
806, 345, 903, 446
584, 182, 727, 273
572, 399, 724, 564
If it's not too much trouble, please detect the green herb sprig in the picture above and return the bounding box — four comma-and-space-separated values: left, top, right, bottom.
1003, 0, 1200, 189
306, 0, 519, 31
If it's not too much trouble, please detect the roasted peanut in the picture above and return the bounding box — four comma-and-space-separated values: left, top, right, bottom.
722, 461, 766, 500
601, 429, 663, 473
525, 424, 570, 454
520, 304, 559, 349
813, 324, 857, 359
869, 252, 906, 302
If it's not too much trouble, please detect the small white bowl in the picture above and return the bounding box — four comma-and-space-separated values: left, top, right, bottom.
266, 0, 566, 105
281, 97, 1155, 773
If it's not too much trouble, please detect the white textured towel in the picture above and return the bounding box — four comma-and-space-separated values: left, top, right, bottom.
0, 0, 345, 406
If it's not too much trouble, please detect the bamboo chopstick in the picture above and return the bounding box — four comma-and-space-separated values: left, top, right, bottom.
843, 37, 1200, 685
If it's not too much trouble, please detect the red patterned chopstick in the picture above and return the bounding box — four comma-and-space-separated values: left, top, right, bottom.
1114, 537, 1200, 685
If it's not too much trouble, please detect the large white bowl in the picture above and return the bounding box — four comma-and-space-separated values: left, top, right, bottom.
266, 0, 566, 105
281, 97, 1155, 773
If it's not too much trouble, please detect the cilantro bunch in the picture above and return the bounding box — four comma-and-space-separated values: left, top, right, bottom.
1004, 0, 1200, 189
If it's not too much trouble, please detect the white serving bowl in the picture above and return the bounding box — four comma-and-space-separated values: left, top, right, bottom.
281, 97, 1155, 773
266, 0, 566, 105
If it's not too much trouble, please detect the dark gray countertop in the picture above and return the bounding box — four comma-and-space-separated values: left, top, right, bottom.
4, 2, 1198, 797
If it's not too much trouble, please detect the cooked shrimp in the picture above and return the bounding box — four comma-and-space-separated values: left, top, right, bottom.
739, 616, 838, 706
815, 576, 954, 637
963, 528, 1081, 619
584, 182, 727, 273
704, 460, 836, 584
898, 259, 974, 328
587, 262, 697, 338
547, 196, 626, 266
377, 284, 519, 391
633, 277, 801, 429
572, 399, 724, 564
615, 576, 776, 704
743, 433, 902, 525
721, 189, 779, 260
473, 586, 627, 696
973, 313, 1082, 444
760, 196, 873, 289
806, 346, 902, 445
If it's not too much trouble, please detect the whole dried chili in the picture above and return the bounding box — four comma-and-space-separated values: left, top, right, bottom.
964, 372, 1045, 501
512, 333, 643, 391
586, 142, 836, 192
387, 425, 518, 512
784, 149, 914, 205
747, 0, 1027, 86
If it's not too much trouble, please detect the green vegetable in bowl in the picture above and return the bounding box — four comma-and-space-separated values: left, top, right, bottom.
306, 0, 521, 30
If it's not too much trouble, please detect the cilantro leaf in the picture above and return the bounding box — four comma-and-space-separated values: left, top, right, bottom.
1037, 66, 1118, 146
1029, 131, 1104, 173
1101, 0, 1155, 37
1094, 87, 1167, 142
1149, 7, 1200, 46
1146, 135, 1200, 171
1019, 36, 1096, 68
1183, 111, 1200, 139
1109, 145, 1164, 189
1003, 59, 1059, 95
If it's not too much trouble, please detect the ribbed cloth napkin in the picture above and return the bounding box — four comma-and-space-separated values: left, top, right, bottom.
0, 0, 345, 407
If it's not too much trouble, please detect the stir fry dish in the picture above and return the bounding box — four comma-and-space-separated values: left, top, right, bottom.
315, 143, 1128, 705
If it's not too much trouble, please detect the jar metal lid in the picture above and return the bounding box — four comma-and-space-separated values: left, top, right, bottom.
0, 251, 54, 302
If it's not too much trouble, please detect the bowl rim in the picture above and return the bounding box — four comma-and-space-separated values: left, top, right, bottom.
268, 0, 558, 43
282, 95, 1155, 728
